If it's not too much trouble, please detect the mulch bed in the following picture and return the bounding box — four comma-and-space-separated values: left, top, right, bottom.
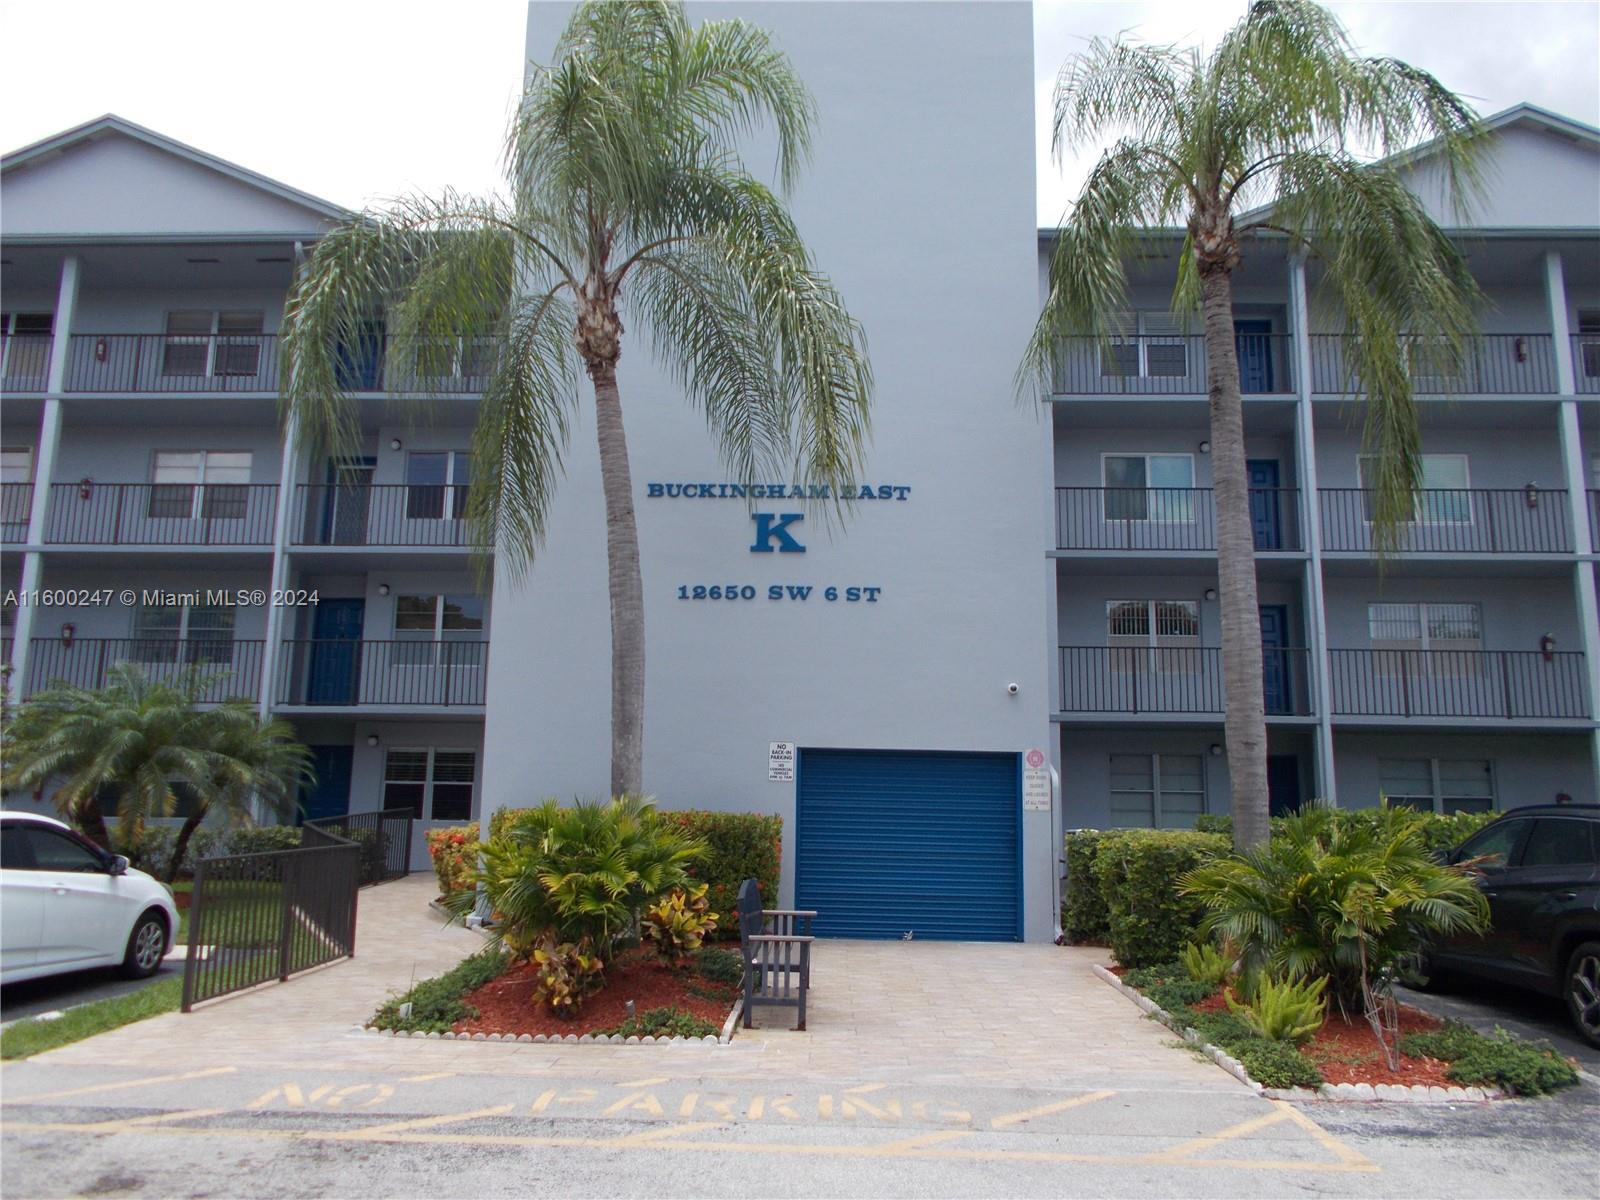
453, 947, 739, 1038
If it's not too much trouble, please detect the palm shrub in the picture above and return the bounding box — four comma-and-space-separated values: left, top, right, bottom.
1180, 806, 1489, 1066
1227, 975, 1328, 1045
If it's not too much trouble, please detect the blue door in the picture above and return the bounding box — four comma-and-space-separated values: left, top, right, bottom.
335, 321, 383, 390
1235, 319, 1274, 393
1267, 756, 1302, 818
299, 745, 353, 823
307, 599, 365, 705
796, 749, 1021, 940
1259, 605, 1289, 715
1247, 458, 1282, 550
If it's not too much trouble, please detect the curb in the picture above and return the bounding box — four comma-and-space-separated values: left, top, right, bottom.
363, 1025, 726, 1046
1090, 964, 1501, 1103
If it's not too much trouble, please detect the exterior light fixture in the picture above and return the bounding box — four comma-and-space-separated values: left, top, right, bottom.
1204, 588, 1218, 602
389, 438, 403, 451
1524, 482, 1539, 509
1198, 440, 1211, 454
1540, 633, 1556, 661
378, 583, 391, 597
367, 734, 380, 748
1209, 743, 1223, 757
1514, 336, 1528, 363
94, 338, 108, 363
78, 478, 94, 499
59, 622, 76, 647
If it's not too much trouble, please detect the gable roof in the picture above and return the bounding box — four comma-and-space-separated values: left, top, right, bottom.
2, 114, 351, 224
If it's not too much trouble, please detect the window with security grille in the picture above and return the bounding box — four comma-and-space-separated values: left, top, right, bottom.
1110, 753, 1206, 828
148, 450, 252, 520
129, 601, 235, 665
383, 747, 476, 821
1381, 758, 1494, 815
1100, 312, 1190, 380
162, 311, 264, 377
1108, 599, 1200, 674
1368, 602, 1482, 676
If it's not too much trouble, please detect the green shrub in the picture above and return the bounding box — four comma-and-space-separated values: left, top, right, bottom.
370, 948, 508, 1033
532, 941, 606, 1018
1180, 941, 1232, 987
659, 810, 782, 938
1231, 1038, 1325, 1089
489, 806, 540, 840
642, 884, 719, 965
1095, 829, 1229, 967
694, 947, 745, 985
597, 1006, 721, 1040
224, 825, 303, 856
1122, 961, 1187, 991
426, 825, 480, 895
1400, 1024, 1578, 1096
1228, 975, 1327, 1045
1063, 831, 1110, 942
1194, 814, 1234, 837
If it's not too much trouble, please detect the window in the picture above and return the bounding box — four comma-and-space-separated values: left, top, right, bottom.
1102, 312, 1189, 379
24, 826, 106, 873
1577, 310, 1600, 380
130, 601, 236, 664
1110, 753, 1205, 828
1380, 758, 1494, 815
394, 594, 485, 665
1518, 819, 1599, 868
405, 451, 471, 520
1359, 454, 1470, 524
2, 447, 32, 527
1368, 602, 1482, 676
1108, 599, 1200, 674
383, 748, 476, 821
148, 450, 252, 520
161, 311, 264, 377
1456, 817, 1528, 870
1102, 453, 1195, 522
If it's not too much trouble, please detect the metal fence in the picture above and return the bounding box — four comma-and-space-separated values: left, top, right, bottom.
1309, 333, 1558, 395
275, 639, 489, 707
1, 333, 53, 393
1052, 333, 1292, 395
1054, 487, 1301, 551
17, 638, 265, 702
1327, 649, 1590, 720
1, 482, 32, 542
1058, 646, 1314, 715
44, 482, 279, 545
304, 808, 415, 886
293, 484, 484, 547
1318, 488, 1572, 554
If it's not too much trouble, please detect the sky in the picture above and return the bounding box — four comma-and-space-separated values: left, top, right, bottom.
0, 0, 1596, 226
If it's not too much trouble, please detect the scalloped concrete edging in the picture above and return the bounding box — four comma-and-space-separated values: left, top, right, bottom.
1091, 963, 1500, 1103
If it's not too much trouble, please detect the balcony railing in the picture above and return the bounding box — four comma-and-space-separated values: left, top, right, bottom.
276, 639, 488, 707
43, 483, 279, 545
1573, 336, 1600, 394
62, 334, 493, 394
15, 637, 265, 702
292, 485, 485, 548
2, 482, 33, 542
1052, 334, 1293, 395
1054, 487, 1301, 551
1318, 488, 1572, 554
1328, 649, 1589, 720
1058, 646, 1313, 715
1, 334, 53, 393
1309, 333, 1557, 395
1590, 491, 1600, 552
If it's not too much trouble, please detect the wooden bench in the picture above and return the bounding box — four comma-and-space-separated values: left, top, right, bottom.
736, 879, 815, 1031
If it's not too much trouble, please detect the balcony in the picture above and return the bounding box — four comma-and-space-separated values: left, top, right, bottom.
275, 639, 488, 708
1052, 333, 1293, 396
1054, 487, 1301, 551
1, 334, 53, 393
1591, 491, 1599, 552
1309, 333, 1558, 395
1318, 489, 1572, 555
13, 637, 265, 702
1573, 336, 1600, 395
292, 485, 484, 549
62, 334, 491, 395
1328, 649, 1590, 721
2, 483, 32, 542
42, 483, 279, 546
1058, 646, 1314, 716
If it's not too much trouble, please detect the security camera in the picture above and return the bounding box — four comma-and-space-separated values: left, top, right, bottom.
1006, 682, 1020, 696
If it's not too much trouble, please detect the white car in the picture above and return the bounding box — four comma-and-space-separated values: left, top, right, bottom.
1, 811, 180, 985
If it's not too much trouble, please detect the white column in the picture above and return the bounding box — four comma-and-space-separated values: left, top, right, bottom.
9, 255, 80, 693
259, 413, 300, 720
1543, 250, 1600, 791
1289, 253, 1338, 802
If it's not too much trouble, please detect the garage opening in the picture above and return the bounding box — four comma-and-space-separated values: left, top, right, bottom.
795, 748, 1021, 941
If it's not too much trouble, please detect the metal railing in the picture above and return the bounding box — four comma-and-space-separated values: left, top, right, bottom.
1, 482, 32, 542
305, 808, 414, 886
1, 334, 53, 393
292, 484, 485, 548
276, 639, 489, 707
1328, 649, 1590, 720
17, 637, 265, 701
63, 333, 492, 394
1058, 646, 1314, 715
1054, 487, 1301, 551
1318, 488, 1572, 554
1052, 333, 1293, 395
44, 482, 279, 545
1309, 333, 1558, 395
1590, 491, 1600, 552
181, 838, 360, 1011
1573, 336, 1600, 394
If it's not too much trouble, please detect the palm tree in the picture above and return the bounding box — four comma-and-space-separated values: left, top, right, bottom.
1023, 0, 1483, 848
1, 664, 311, 876
279, 0, 872, 798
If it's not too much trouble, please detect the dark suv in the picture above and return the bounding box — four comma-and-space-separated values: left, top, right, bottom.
1426, 804, 1600, 1047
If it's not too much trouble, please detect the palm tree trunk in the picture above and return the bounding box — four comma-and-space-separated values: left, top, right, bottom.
71, 794, 113, 851
1200, 265, 1270, 849
590, 361, 646, 798
165, 804, 209, 883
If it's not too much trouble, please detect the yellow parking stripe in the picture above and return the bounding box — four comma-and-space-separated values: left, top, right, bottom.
990, 1090, 1115, 1129
8, 1066, 236, 1104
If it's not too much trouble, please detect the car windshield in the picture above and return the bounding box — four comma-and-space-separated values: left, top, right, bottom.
1456, 819, 1525, 870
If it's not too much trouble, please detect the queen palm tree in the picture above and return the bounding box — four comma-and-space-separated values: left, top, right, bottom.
2, 664, 311, 875
1022, 0, 1483, 848
279, 0, 871, 798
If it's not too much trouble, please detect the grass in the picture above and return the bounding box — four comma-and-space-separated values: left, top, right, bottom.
0, 976, 182, 1060
173, 880, 284, 948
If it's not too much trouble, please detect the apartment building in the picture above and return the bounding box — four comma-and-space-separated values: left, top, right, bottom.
1048, 104, 1600, 829
2, 117, 492, 869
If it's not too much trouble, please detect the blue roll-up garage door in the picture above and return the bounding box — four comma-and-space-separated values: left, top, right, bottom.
795, 749, 1020, 941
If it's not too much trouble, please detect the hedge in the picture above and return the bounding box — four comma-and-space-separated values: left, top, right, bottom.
1063, 831, 1110, 943
427, 825, 479, 895
1190, 808, 1499, 854
1094, 829, 1230, 967
660, 810, 783, 937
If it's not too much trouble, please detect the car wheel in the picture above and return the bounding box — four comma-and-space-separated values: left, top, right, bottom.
1565, 941, 1600, 1050
1408, 953, 1453, 992
120, 910, 168, 979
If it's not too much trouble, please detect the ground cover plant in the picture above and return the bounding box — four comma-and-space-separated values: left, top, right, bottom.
370, 948, 510, 1034
1399, 1024, 1579, 1096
